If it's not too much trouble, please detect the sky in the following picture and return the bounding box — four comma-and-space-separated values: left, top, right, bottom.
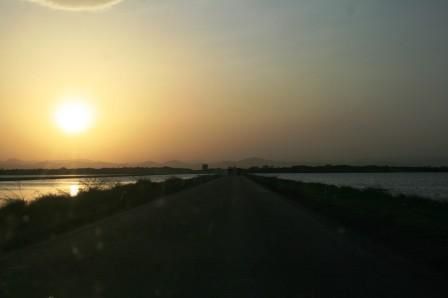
0, 0, 447, 165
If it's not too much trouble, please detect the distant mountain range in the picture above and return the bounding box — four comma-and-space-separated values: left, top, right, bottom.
0, 158, 296, 170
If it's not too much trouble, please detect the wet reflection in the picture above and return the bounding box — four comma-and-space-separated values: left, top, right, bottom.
0, 174, 201, 201
69, 184, 80, 197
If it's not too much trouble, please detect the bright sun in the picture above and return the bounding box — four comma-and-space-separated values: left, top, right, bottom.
54, 98, 94, 134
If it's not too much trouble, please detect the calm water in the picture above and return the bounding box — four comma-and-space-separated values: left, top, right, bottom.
259, 173, 448, 201
0, 174, 201, 202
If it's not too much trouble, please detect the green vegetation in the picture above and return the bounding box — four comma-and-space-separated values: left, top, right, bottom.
0, 175, 218, 252
249, 175, 448, 275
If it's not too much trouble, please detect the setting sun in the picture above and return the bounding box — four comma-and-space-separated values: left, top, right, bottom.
1, 1, 448, 296
54, 99, 94, 134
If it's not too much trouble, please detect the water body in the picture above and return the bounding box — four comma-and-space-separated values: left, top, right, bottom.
259, 173, 448, 201
0, 174, 201, 202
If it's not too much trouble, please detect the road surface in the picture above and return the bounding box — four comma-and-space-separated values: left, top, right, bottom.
0, 176, 446, 297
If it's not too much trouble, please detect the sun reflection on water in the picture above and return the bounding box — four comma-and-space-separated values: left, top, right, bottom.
69, 184, 80, 197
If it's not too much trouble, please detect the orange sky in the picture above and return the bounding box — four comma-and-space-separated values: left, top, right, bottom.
1, 0, 448, 165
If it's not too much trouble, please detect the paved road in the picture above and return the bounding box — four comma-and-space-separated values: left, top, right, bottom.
0, 176, 446, 297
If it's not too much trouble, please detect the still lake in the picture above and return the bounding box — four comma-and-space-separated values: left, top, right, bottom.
0, 174, 201, 202
259, 172, 448, 201
2, 172, 448, 202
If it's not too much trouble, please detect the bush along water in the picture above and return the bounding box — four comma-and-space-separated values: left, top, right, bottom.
249, 175, 448, 276
0, 175, 218, 252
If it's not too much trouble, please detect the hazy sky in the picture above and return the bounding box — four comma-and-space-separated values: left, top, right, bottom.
0, 0, 447, 165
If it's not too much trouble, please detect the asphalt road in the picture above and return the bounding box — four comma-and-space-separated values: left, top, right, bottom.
0, 176, 446, 298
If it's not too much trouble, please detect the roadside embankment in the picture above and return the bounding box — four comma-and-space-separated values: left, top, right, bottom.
249, 175, 448, 276
0, 175, 218, 252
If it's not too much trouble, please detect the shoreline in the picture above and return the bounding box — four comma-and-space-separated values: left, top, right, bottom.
0, 173, 200, 182
0, 175, 219, 252
248, 174, 448, 277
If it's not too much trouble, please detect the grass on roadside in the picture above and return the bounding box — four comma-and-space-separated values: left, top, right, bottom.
0, 175, 218, 252
249, 175, 448, 275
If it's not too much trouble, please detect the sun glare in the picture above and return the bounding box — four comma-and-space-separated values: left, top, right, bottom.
54, 99, 94, 134
69, 184, 80, 197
